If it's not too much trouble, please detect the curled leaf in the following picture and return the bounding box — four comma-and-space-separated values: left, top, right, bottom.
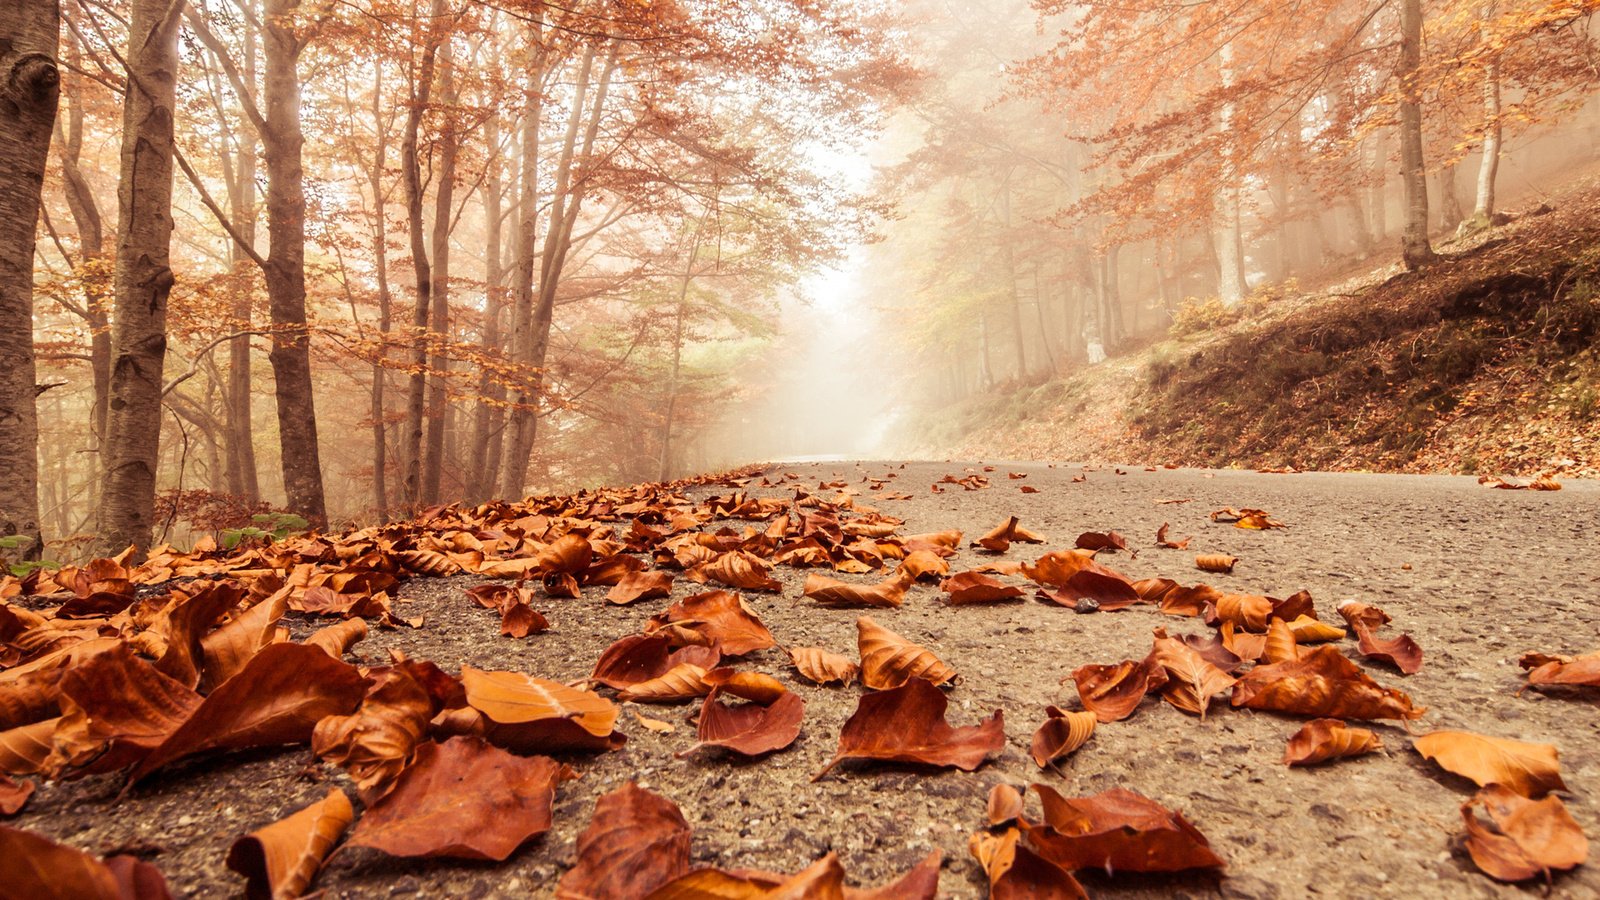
1071, 658, 1167, 723
556, 782, 692, 899
304, 618, 368, 658
856, 617, 956, 691
803, 570, 911, 608
787, 647, 859, 687
987, 784, 1024, 826
616, 664, 711, 703
969, 828, 1087, 899
1232, 646, 1424, 722
646, 591, 775, 656
1030, 706, 1096, 769
1283, 718, 1381, 766
1460, 785, 1588, 882
462, 667, 624, 753
1195, 554, 1237, 574
680, 689, 804, 758
940, 572, 1025, 605
607, 571, 674, 605
1413, 731, 1567, 797
225, 789, 352, 899
1022, 785, 1225, 874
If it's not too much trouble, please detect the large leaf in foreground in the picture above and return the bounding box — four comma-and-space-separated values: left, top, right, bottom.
344, 737, 575, 860
970, 828, 1087, 899
813, 678, 1002, 781
128, 643, 368, 784
1023, 785, 1225, 874
856, 617, 956, 691
0, 825, 170, 899
225, 789, 351, 899
557, 782, 692, 900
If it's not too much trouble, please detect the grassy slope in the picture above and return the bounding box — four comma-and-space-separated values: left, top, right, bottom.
912, 182, 1600, 477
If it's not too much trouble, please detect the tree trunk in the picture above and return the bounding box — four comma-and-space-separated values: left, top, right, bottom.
1398, 0, 1436, 269
1437, 163, 1464, 233
56, 51, 111, 466
421, 40, 457, 506
261, 0, 327, 526
369, 68, 393, 520
467, 111, 507, 503
401, 0, 448, 508
1469, 51, 1502, 231
0, 0, 60, 559
224, 0, 260, 503
98, 0, 181, 556
498, 31, 546, 500
1031, 261, 1057, 373
1215, 41, 1247, 305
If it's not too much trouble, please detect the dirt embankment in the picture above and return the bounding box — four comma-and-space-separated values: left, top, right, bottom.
913, 184, 1600, 478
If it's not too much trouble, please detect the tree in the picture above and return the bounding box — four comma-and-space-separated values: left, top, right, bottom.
98, 0, 185, 555
1399, 0, 1439, 269
0, 0, 61, 559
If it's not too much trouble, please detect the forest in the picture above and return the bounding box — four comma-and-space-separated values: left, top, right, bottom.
2, 1, 1597, 559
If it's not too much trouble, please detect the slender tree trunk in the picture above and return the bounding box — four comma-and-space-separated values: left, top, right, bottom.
98, 0, 181, 556
658, 210, 711, 483
401, 0, 447, 508
1398, 0, 1436, 269
1215, 41, 1247, 305
56, 53, 111, 467
1437, 163, 1464, 233
1031, 261, 1057, 373
998, 177, 1027, 378
1469, 48, 1502, 231
0, 0, 60, 558
225, 0, 260, 503
369, 69, 392, 520
499, 31, 546, 500
467, 112, 507, 502
261, 0, 327, 526
421, 40, 456, 505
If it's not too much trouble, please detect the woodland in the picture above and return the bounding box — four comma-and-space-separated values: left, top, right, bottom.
1, 1, 1599, 896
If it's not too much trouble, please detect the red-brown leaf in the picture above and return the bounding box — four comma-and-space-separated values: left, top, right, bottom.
557, 782, 692, 899
813, 678, 1003, 781
1022, 785, 1226, 874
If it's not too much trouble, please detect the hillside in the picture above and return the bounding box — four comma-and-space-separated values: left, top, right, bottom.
911, 181, 1600, 478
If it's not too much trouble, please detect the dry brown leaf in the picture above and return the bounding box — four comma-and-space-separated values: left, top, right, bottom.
607, 571, 674, 605
1195, 553, 1238, 574
1519, 649, 1600, 688
1220, 621, 1267, 663
1335, 600, 1391, 631
343, 737, 576, 860
1413, 731, 1567, 797
856, 616, 956, 691
680, 689, 804, 758
50, 643, 202, 777
813, 678, 1003, 781
1, 773, 35, 815
1212, 593, 1273, 631
631, 709, 676, 734
304, 618, 369, 658
615, 664, 711, 703
1352, 625, 1424, 675
939, 571, 1026, 605
127, 643, 368, 785
987, 784, 1023, 826
1283, 718, 1382, 766
1461, 785, 1588, 882
462, 667, 624, 753
1030, 706, 1096, 769
225, 789, 352, 899
1261, 618, 1301, 664
1022, 785, 1226, 874
590, 634, 721, 691
898, 550, 950, 582
1149, 629, 1237, 720
311, 661, 440, 802
1210, 507, 1286, 528
556, 782, 692, 899
787, 647, 859, 687
701, 669, 786, 704
0, 824, 171, 899
1231, 645, 1424, 722
1075, 531, 1132, 556
692, 551, 782, 592
803, 570, 911, 608
969, 828, 1087, 900
645, 591, 775, 656
0, 718, 58, 776
1154, 523, 1191, 550
1070, 658, 1167, 723
199, 589, 288, 690
1286, 615, 1345, 643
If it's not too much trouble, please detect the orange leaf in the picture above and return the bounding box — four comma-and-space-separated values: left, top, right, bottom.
1460, 785, 1588, 882
1413, 731, 1567, 797
225, 789, 352, 897
1231, 646, 1424, 721
591, 634, 720, 690
787, 647, 859, 687
607, 571, 674, 605
1070, 658, 1167, 723
680, 688, 804, 758
646, 591, 775, 656
0, 825, 170, 898
940, 571, 1026, 605
1022, 785, 1226, 874
803, 570, 912, 608
1030, 706, 1096, 769
1283, 718, 1382, 766
856, 616, 956, 690
987, 784, 1023, 826
557, 782, 692, 899
813, 678, 1003, 781
1149, 628, 1237, 720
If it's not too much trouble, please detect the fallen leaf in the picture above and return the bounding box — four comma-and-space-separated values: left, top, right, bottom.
1071, 658, 1167, 723
898, 550, 950, 582
632, 709, 676, 734
1414, 731, 1567, 797
311, 661, 440, 801
1460, 784, 1588, 882
1030, 706, 1096, 769
590, 634, 721, 691
0, 825, 170, 899
856, 617, 956, 690
1335, 600, 1391, 631
1261, 618, 1301, 664
1286, 615, 1345, 643
615, 664, 711, 703
1211, 593, 1273, 631
557, 782, 692, 899
787, 647, 859, 687
199, 589, 288, 689
0, 718, 58, 776
48, 642, 202, 777
1519, 649, 1600, 688
1210, 508, 1285, 528
1149, 629, 1237, 720
1232, 646, 1424, 722
1195, 554, 1238, 574
701, 669, 786, 704
940, 572, 1025, 605
1220, 621, 1267, 663
969, 828, 1087, 899
500, 602, 550, 638
692, 551, 782, 592
813, 678, 1002, 781
1353, 627, 1424, 675
988, 784, 1023, 826
225, 789, 352, 898
304, 618, 369, 658
803, 570, 912, 608
1283, 719, 1382, 766
680, 689, 804, 758
971, 517, 1045, 553
646, 591, 775, 656
1154, 523, 1191, 550
1022, 785, 1226, 873
462, 667, 624, 753
607, 571, 674, 605
127, 643, 368, 785
0, 774, 34, 814
344, 737, 575, 860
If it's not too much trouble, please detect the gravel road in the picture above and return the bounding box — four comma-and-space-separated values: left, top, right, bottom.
11, 460, 1599, 898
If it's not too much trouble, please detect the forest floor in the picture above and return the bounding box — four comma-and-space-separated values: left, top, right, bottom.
8, 461, 1598, 898
912, 179, 1600, 480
